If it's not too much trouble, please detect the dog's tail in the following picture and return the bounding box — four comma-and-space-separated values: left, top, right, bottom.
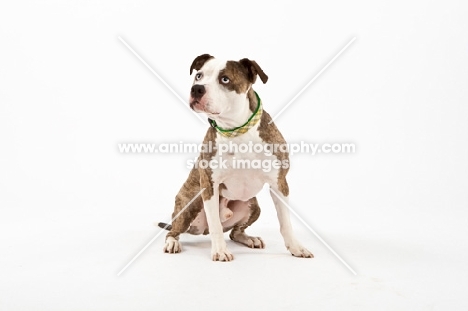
157, 222, 172, 231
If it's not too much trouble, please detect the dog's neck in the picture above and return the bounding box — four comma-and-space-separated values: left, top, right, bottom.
210, 88, 258, 130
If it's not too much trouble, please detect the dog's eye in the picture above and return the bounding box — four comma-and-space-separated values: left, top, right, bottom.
220, 76, 230, 84
195, 73, 203, 81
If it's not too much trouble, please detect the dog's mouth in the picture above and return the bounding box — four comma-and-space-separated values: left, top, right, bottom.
201, 110, 220, 116
189, 99, 200, 109
190, 100, 220, 116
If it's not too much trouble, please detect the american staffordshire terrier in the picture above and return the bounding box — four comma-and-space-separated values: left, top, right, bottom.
158, 54, 313, 261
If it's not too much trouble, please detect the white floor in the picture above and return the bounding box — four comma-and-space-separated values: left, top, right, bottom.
2, 207, 467, 311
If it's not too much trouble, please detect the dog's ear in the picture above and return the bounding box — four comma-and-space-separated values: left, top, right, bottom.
190, 54, 214, 74
239, 58, 268, 84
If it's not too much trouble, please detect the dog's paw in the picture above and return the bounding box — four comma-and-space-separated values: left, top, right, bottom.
211, 248, 234, 261
244, 236, 265, 249
163, 237, 181, 254
287, 243, 314, 258
230, 232, 265, 249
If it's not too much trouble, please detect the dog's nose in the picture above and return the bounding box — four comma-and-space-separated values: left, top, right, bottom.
191, 85, 206, 99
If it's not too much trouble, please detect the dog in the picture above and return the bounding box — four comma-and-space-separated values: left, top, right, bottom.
158, 54, 313, 261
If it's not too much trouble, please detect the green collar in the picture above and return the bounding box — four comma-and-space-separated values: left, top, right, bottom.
208, 92, 263, 138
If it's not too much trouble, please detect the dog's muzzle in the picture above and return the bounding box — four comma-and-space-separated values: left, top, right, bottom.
190, 84, 206, 110
191, 84, 206, 100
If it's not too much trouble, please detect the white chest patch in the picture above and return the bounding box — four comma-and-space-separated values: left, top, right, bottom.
211, 124, 280, 201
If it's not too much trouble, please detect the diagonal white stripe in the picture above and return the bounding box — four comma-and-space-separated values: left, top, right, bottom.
118, 36, 207, 125
269, 37, 356, 124
117, 188, 206, 276
270, 188, 357, 275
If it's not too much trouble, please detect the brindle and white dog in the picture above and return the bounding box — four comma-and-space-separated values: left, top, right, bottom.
158, 54, 313, 261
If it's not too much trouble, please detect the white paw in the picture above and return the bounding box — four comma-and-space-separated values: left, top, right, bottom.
287, 243, 314, 258
163, 237, 181, 254
211, 247, 234, 261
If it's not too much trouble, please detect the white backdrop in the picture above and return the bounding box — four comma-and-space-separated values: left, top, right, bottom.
1, 0, 468, 310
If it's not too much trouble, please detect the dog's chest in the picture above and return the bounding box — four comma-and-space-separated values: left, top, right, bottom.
211, 131, 278, 201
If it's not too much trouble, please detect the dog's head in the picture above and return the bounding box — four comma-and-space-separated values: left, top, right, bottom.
189, 54, 268, 118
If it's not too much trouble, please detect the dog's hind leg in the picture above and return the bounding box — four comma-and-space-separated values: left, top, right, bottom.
229, 197, 265, 249
163, 168, 204, 254
163, 194, 204, 253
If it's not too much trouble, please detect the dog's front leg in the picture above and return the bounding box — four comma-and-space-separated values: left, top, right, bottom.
203, 183, 234, 261
269, 184, 313, 258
